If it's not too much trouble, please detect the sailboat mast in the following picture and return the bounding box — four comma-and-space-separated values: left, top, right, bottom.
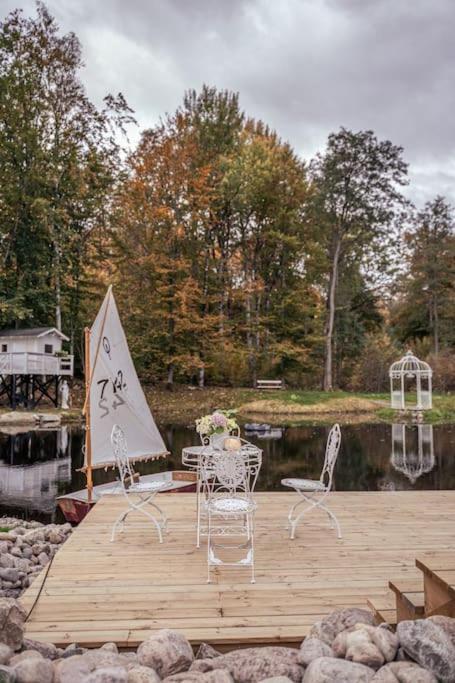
84, 326, 93, 502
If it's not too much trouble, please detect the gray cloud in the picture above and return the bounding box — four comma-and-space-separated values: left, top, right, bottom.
2, 0, 455, 205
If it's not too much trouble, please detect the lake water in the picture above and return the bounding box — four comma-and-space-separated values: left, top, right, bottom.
1, 422, 454, 523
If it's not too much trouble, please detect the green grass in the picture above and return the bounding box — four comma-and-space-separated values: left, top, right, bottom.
0, 526, 11, 533
239, 388, 455, 424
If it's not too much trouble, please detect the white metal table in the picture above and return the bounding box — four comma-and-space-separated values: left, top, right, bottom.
182, 442, 262, 548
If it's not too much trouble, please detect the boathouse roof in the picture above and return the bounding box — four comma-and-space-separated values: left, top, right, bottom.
0, 327, 69, 341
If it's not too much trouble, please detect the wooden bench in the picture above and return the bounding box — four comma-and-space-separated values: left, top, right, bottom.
256, 379, 283, 390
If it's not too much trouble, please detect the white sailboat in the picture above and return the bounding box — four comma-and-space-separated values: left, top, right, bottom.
57, 287, 196, 523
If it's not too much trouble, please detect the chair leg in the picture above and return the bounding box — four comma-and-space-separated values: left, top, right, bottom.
111, 509, 129, 542
250, 512, 256, 583
207, 511, 212, 584
319, 501, 342, 539
197, 478, 201, 549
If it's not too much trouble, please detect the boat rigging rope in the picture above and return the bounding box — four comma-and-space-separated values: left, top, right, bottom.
24, 551, 56, 622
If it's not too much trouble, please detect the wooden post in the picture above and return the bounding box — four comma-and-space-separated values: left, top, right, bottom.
84, 327, 93, 502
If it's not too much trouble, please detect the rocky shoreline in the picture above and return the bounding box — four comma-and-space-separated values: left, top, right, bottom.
0, 517, 72, 599
0, 600, 454, 682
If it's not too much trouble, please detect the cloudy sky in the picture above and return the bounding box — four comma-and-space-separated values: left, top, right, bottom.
3, 0, 455, 205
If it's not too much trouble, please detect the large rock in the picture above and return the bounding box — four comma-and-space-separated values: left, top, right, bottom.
164, 672, 233, 682
298, 637, 334, 666
0, 664, 15, 682
137, 630, 193, 678
0, 599, 26, 651
11, 655, 53, 683
190, 647, 303, 683
397, 618, 455, 683
303, 656, 375, 682
0, 573, 18, 587
54, 653, 93, 683
0, 643, 12, 665
332, 624, 398, 669
127, 665, 161, 683
21, 638, 60, 661
195, 643, 221, 660
84, 667, 128, 683
371, 661, 438, 682
309, 608, 375, 645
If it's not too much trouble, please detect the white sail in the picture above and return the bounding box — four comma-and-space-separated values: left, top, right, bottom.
85, 286, 167, 469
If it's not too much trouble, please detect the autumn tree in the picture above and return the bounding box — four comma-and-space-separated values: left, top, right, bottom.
0, 4, 132, 355
392, 196, 455, 353
309, 128, 409, 390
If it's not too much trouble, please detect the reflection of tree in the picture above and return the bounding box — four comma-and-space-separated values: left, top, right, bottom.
391, 424, 435, 484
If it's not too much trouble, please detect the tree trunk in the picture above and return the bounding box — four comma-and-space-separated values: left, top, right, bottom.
198, 364, 205, 388
323, 238, 341, 391
53, 240, 62, 332
432, 296, 439, 355
166, 364, 174, 390
246, 290, 256, 387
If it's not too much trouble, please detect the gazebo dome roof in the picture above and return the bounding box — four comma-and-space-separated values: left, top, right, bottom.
389, 350, 432, 378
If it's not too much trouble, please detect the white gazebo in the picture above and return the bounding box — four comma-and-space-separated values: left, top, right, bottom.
389, 350, 432, 410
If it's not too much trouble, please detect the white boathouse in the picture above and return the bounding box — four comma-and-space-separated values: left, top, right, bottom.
0, 327, 73, 409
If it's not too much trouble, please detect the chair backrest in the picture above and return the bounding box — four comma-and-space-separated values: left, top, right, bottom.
201, 441, 262, 501
111, 424, 135, 490
320, 423, 341, 489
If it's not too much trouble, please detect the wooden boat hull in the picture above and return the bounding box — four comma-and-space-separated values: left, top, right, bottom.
57, 470, 197, 524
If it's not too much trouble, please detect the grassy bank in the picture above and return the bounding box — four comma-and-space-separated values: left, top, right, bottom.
143, 386, 455, 425
1, 386, 453, 425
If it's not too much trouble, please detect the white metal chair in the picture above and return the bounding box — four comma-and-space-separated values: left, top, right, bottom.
282, 423, 342, 540
110, 425, 171, 543
201, 440, 262, 583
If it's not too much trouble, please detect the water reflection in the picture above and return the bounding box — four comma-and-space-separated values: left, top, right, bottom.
0, 427, 73, 520
0, 421, 454, 522
391, 424, 435, 484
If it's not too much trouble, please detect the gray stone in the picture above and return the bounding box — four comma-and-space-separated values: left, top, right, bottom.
259, 679, 294, 683
0, 558, 14, 572
37, 553, 49, 567
164, 672, 233, 683
371, 661, 438, 682
137, 630, 193, 678
84, 667, 128, 683
7, 553, 19, 562
101, 642, 119, 654
0, 599, 26, 651
19, 550, 31, 561
61, 643, 86, 658
47, 531, 63, 545
298, 637, 334, 666
332, 624, 398, 669
127, 665, 161, 683
303, 657, 375, 682
0, 644, 12, 665
54, 653, 93, 682
397, 618, 455, 683
0, 536, 14, 545
8, 651, 43, 667
190, 647, 303, 683
0, 573, 18, 587
11, 656, 53, 683
309, 608, 375, 646
0, 664, 16, 683
21, 531, 44, 546
195, 643, 221, 660
22, 638, 60, 660
11, 562, 28, 575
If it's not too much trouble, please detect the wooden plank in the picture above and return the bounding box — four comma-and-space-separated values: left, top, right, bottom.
21, 491, 455, 649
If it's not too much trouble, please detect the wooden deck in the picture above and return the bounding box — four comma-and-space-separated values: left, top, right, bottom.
21, 491, 455, 649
